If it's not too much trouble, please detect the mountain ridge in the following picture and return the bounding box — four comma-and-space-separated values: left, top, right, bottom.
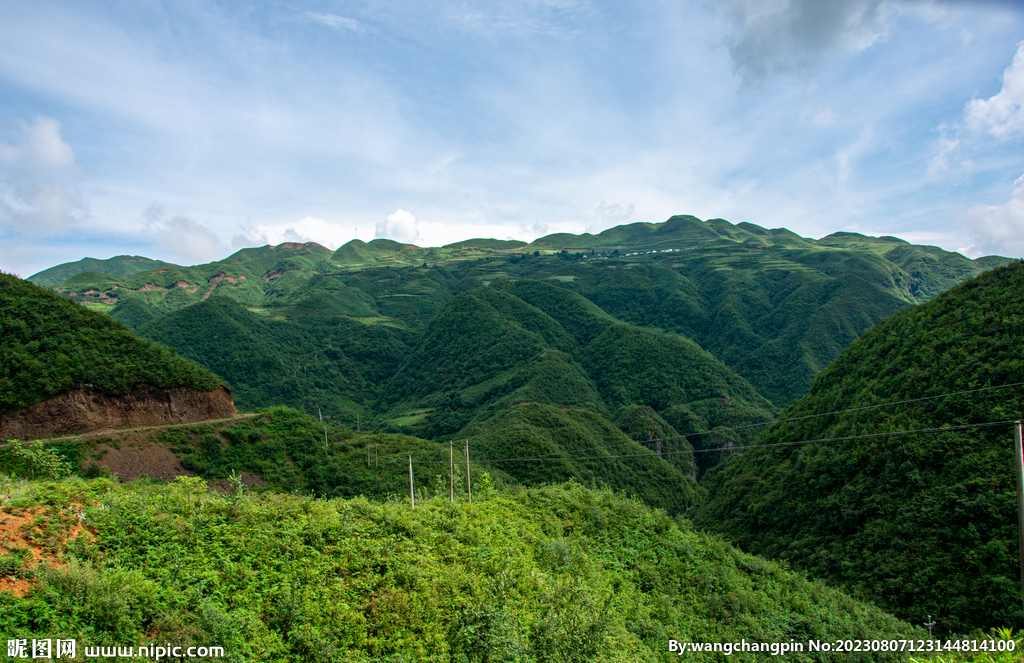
691, 260, 1024, 633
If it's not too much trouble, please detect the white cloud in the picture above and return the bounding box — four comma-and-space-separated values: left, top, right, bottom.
926, 125, 961, 181
812, 108, 839, 127
519, 222, 549, 241
376, 208, 421, 245
836, 127, 874, 187
303, 13, 365, 32
0, 116, 85, 235
232, 216, 352, 250
142, 204, 225, 264
719, 0, 889, 79
231, 226, 268, 250
955, 173, 1024, 258
156, 215, 226, 264
588, 201, 634, 233
965, 41, 1024, 139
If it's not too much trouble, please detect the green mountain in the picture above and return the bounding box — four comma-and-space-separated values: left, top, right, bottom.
52, 242, 336, 320
134, 267, 457, 423
136, 295, 416, 423
1, 478, 922, 660
0, 273, 222, 413
378, 280, 773, 445
27, 255, 177, 288
464, 402, 704, 512
41, 216, 1007, 420
691, 260, 1024, 634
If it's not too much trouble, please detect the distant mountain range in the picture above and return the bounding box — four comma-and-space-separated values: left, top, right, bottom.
32, 216, 1009, 416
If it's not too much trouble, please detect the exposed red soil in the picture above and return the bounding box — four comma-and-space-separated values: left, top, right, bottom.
0, 385, 238, 440
0, 505, 95, 597
201, 273, 245, 300
275, 241, 328, 250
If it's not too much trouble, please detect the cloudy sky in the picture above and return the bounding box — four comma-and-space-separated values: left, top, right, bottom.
2, 0, 1024, 276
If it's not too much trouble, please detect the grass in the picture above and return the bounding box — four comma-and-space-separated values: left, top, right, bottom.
80, 303, 115, 313
386, 409, 435, 426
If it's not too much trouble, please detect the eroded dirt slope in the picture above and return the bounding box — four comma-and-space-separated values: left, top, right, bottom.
0, 384, 237, 440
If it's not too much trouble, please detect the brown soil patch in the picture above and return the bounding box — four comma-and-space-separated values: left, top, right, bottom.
201, 273, 246, 300
37, 412, 256, 444
0, 506, 94, 597
209, 472, 267, 493
275, 241, 327, 250
0, 384, 238, 440
64, 416, 262, 484
88, 438, 196, 482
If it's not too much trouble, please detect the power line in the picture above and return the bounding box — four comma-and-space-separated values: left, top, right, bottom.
363, 419, 1020, 467
457, 420, 1020, 464
363, 380, 1024, 465
743, 381, 1024, 432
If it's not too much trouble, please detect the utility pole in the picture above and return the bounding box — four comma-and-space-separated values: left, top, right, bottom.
465, 439, 472, 503
450, 440, 454, 502
319, 408, 327, 449
1015, 421, 1024, 621
409, 455, 415, 509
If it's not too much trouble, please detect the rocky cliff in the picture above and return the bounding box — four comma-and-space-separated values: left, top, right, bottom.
0, 384, 238, 440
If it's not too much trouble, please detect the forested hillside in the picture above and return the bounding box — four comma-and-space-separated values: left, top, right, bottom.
0, 273, 222, 412
692, 261, 1024, 633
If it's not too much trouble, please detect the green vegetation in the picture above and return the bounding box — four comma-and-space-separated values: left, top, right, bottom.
465, 402, 702, 513
692, 261, 1024, 634
44, 216, 1008, 413
154, 407, 457, 500
7, 218, 1023, 653
136, 297, 416, 426
27, 255, 176, 288
0, 274, 222, 412
378, 281, 774, 471
0, 478, 923, 661
1, 440, 73, 480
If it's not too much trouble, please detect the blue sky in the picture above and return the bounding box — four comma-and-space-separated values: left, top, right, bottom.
2, 0, 1024, 277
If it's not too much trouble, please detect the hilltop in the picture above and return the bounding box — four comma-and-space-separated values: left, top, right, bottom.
692, 260, 1024, 633
0, 273, 231, 438
27, 255, 177, 288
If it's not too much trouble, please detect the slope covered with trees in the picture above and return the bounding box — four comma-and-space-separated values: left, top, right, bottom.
0, 273, 222, 412
692, 261, 1024, 633
379, 280, 775, 453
